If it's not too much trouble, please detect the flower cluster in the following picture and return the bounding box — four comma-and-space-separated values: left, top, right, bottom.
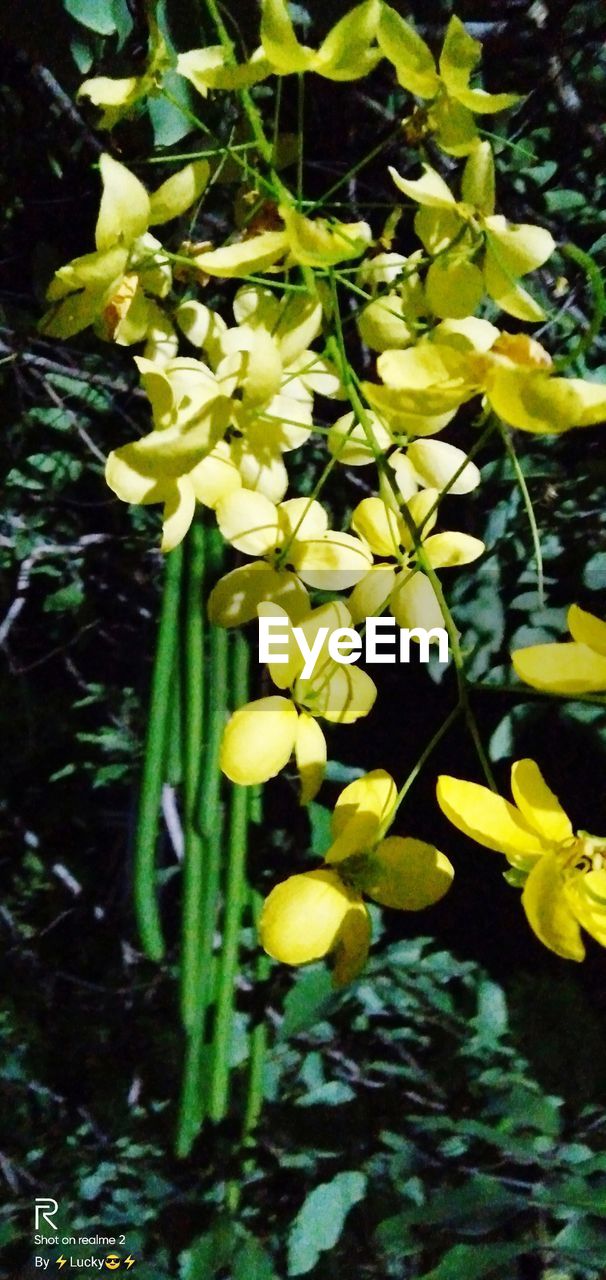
40, 0, 606, 980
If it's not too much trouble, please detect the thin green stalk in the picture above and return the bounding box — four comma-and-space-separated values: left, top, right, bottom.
133, 544, 184, 962
383, 704, 462, 835
180, 522, 207, 1030
306, 123, 402, 213
203, 0, 291, 201
495, 417, 544, 606
209, 631, 251, 1121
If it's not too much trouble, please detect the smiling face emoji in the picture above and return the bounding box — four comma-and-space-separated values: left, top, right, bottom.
105, 1258, 121, 1271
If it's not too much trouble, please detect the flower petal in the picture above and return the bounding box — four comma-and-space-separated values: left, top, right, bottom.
510, 759, 573, 845
425, 259, 485, 321
215, 489, 280, 556
364, 836, 454, 909
315, 1, 382, 82
568, 604, 606, 657
260, 868, 354, 964
328, 769, 397, 863
161, 478, 196, 552
295, 712, 327, 805
332, 900, 371, 984
208, 563, 309, 628
389, 164, 456, 208
194, 231, 289, 277
328, 411, 392, 466
148, 160, 210, 225
220, 695, 298, 784
351, 497, 402, 558
423, 530, 485, 568
408, 439, 481, 495
348, 565, 397, 624
95, 154, 150, 252
293, 532, 373, 590
281, 205, 372, 267
436, 775, 546, 864
512, 640, 606, 694
377, 6, 439, 97
260, 0, 315, 73
522, 852, 585, 961
300, 663, 377, 725
391, 572, 445, 632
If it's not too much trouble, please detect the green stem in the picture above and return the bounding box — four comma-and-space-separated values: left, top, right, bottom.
384, 704, 461, 834
133, 544, 184, 962
203, 0, 291, 201
209, 631, 251, 1122
495, 417, 544, 606
180, 522, 206, 1031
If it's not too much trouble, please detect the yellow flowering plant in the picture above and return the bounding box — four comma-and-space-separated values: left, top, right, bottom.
37, 0, 606, 1155
437, 760, 606, 962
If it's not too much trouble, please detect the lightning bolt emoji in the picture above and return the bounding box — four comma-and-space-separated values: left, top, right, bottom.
124, 1258, 135, 1270
56, 1257, 67, 1270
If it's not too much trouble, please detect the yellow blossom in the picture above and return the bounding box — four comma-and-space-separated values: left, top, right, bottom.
190, 206, 372, 278
40, 154, 210, 351
512, 604, 606, 694
364, 322, 606, 436
105, 356, 236, 550
220, 602, 377, 800
349, 489, 483, 631
211, 492, 372, 625
260, 769, 453, 982
378, 10, 520, 155
389, 143, 555, 320
437, 760, 606, 961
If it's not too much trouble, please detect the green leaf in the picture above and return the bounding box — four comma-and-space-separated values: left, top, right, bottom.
308, 801, 331, 855
70, 34, 95, 73
64, 0, 117, 35
148, 71, 194, 147
287, 1171, 367, 1275
43, 583, 85, 613
111, 0, 134, 46
545, 188, 586, 213
474, 979, 508, 1039
418, 1243, 521, 1280
280, 968, 335, 1039
232, 1235, 278, 1280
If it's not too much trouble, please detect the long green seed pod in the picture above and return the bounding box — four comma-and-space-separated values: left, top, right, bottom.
133, 543, 184, 962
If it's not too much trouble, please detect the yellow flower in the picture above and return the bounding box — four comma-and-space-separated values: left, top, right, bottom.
512, 604, 606, 694
211, 492, 372, 625
437, 759, 606, 961
378, 10, 520, 155
356, 251, 428, 352
349, 489, 484, 631
78, 17, 172, 128
259, 0, 382, 80
260, 769, 453, 982
364, 321, 606, 436
389, 143, 554, 321
220, 601, 377, 799
190, 205, 372, 279
40, 154, 210, 349
105, 355, 236, 550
